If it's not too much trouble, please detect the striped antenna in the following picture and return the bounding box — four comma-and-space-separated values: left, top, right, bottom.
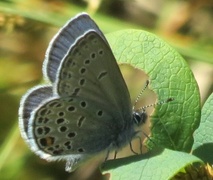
133, 80, 149, 111
137, 98, 174, 112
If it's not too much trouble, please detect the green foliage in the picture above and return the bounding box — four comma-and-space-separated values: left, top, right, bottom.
107, 30, 201, 152
192, 93, 213, 164
0, 1, 212, 179
103, 148, 202, 179
101, 30, 213, 179
193, 93, 213, 149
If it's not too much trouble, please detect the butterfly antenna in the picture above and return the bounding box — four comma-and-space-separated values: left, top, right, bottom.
137, 97, 174, 112
133, 80, 150, 111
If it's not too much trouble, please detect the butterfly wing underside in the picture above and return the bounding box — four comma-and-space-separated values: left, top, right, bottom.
19, 13, 133, 172
29, 31, 132, 158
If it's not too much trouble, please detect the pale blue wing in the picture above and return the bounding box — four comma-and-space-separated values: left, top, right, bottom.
19, 13, 135, 172
26, 31, 134, 159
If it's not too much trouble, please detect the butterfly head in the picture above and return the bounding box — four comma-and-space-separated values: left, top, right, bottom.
133, 109, 147, 127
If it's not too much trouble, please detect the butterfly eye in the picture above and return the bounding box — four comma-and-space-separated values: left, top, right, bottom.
133, 111, 147, 126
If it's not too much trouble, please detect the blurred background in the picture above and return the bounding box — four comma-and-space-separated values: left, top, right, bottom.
0, 0, 212, 179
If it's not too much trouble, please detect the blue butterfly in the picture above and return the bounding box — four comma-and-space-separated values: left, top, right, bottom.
19, 13, 158, 172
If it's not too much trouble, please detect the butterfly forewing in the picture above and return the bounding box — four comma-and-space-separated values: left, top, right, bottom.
44, 13, 107, 83
56, 31, 132, 123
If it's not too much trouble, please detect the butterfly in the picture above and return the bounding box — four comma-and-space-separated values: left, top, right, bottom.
19, 13, 155, 172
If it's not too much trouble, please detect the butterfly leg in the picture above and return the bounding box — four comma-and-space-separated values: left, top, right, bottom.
142, 131, 157, 148
136, 135, 143, 154
129, 141, 138, 155
113, 151, 118, 159
104, 149, 110, 163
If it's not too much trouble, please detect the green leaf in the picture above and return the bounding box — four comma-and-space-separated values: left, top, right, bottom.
192, 93, 213, 164
106, 30, 201, 152
102, 148, 202, 180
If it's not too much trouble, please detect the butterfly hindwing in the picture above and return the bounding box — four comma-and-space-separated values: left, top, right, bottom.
28, 96, 119, 157
19, 86, 53, 141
